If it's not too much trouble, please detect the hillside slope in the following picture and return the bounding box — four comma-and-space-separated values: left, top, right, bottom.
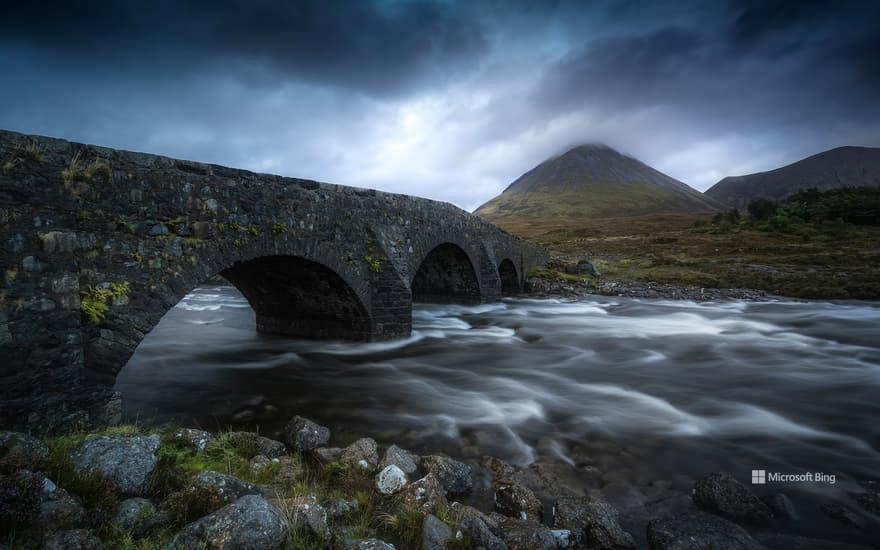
475, 144, 721, 223
706, 146, 880, 209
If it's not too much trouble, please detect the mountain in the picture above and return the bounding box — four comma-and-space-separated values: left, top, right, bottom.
705, 146, 880, 209
474, 144, 721, 222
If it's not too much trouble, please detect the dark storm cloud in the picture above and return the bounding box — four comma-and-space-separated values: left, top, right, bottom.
533, 1, 879, 157
0, 0, 488, 95
0, 0, 878, 205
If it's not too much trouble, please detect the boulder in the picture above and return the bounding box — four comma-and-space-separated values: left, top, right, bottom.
39, 480, 86, 533
819, 502, 862, 528
494, 479, 542, 521
338, 540, 397, 550
379, 444, 420, 475
69, 435, 161, 496
190, 470, 262, 504
327, 498, 359, 519
167, 428, 212, 452
491, 515, 557, 550
646, 512, 765, 550
256, 436, 288, 459
0, 431, 49, 470
399, 473, 447, 513
269, 494, 330, 539
553, 496, 635, 549
481, 455, 517, 479
43, 529, 101, 550
283, 416, 330, 452
423, 513, 452, 550
422, 454, 473, 495
114, 497, 169, 538
249, 454, 278, 475
449, 504, 508, 549
693, 472, 773, 524
341, 438, 380, 470
171, 494, 287, 550
376, 465, 408, 495
226, 431, 288, 459
760, 493, 798, 521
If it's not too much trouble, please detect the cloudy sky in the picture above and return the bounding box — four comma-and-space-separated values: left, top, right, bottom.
1, 0, 878, 211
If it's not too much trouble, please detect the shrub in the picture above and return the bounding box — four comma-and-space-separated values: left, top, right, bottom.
747, 198, 777, 220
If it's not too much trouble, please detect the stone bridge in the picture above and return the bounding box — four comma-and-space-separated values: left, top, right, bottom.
0, 130, 547, 433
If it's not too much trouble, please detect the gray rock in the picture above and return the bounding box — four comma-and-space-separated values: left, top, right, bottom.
171, 494, 287, 550
249, 454, 277, 475
693, 472, 773, 524
327, 499, 359, 518
495, 479, 543, 522
423, 513, 452, 550
0, 431, 49, 470
269, 494, 330, 539
492, 515, 557, 550
40, 483, 86, 533
376, 464, 408, 495
450, 502, 507, 550
423, 454, 473, 495
819, 502, 862, 528
43, 529, 101, 550
551, 529, 571, 548
553, 496, 635, 549
761, 493, 798, 521
341, 437, 379, 470
456, 515, 508, 550
646, 512, 765, 550
114, 497, 168, 538
339, 540, 397, 550
400, 473, 448, 513
167, 428, 212, 451
190, 470, 262, 504
69, 434, 160, 496
256, 435, 288, 458
481, 455, 517, 479
379, 444, 420, 475
283, 416, 330, 452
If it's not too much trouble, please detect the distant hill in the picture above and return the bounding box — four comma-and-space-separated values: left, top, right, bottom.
474, 144, 721, 223
705, 146, 880, 209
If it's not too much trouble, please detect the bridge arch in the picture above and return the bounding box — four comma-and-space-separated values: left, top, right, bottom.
411, 242, 482, 304
220, 255, 371, 340
498, 258, 520, 295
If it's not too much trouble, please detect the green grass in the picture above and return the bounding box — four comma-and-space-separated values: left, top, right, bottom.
24, 424, 466, 549
504, 211, 880, 299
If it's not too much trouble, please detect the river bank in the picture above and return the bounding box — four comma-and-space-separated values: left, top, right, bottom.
3, 419, 877, 549
525, 275, 773, 302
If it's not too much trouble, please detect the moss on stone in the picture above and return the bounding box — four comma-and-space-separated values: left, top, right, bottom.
80, 281, 131, 325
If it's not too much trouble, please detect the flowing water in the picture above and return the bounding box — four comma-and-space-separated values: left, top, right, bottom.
116, 286, 880, 544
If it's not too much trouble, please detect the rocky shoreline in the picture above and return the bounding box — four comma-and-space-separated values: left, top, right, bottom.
3, 421, 877, 549
526, 276, 774, 302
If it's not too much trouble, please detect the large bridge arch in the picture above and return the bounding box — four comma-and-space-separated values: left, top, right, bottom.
411, 242, 482, 304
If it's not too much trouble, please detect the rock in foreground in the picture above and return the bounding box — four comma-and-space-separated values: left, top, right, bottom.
171, 494, 287, 550
69, 434, 161, 496
647, 512, 765, 550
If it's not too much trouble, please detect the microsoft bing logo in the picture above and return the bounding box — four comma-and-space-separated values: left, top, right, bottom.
751, 470, 766, 484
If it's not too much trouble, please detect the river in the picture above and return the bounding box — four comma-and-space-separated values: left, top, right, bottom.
116, 286, 880, 545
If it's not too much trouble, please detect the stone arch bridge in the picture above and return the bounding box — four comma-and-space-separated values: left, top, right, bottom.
0, 130, 547, 432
